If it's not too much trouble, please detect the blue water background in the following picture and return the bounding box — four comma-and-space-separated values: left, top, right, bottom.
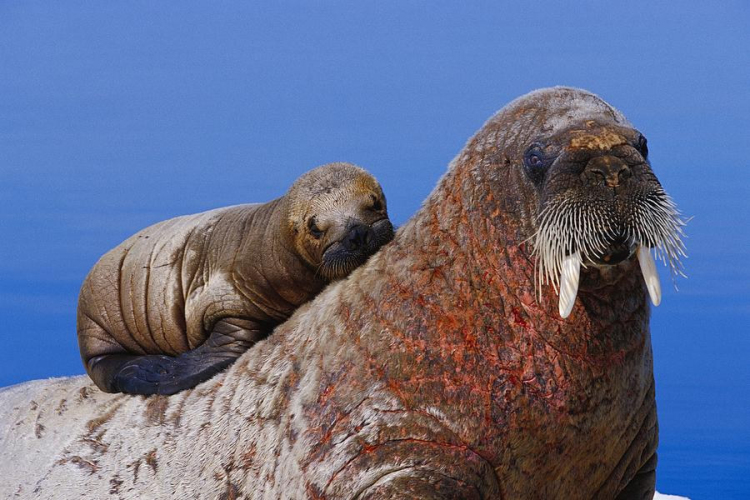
1, 2, 748, 497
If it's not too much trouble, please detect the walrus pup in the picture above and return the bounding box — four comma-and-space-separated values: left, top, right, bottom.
0, 88, 685, 499
77, 162, 394, 395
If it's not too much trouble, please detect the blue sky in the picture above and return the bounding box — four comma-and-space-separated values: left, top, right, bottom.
1, 2, 748, 497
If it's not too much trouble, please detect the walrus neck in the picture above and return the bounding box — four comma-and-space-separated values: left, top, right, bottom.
392, 161, 649, 359
266, 197, 327, 303
232, 198, 327, 316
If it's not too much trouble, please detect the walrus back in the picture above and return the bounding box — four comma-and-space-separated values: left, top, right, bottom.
0, 376, 123, 497
77, 206, 251, 368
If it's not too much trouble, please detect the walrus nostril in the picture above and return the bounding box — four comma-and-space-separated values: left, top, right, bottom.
585, 156, 631, 188
343, 224, 369, 251
618, 166, 632, 182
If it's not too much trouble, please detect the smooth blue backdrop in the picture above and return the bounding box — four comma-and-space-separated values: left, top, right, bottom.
1, 2, 748, 497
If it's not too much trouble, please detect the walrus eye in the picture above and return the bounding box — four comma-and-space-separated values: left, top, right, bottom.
307, 217, 323, 239
523, 144, 549, 184
370, 194, 383, 212
636, 135, 649, 158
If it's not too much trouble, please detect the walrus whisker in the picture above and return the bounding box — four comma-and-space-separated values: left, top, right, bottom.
313, 262, 326, 280
531, 188, 687, 314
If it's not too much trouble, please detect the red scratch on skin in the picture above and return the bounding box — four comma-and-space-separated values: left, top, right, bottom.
318, 384, 335, 406
459, 326, 478, 351
437, 313, 460, 334
511, 308, 528, 329
361, 443, 378, 454
319, 422, 335, 446
385, 379, 409, 404
305, 482, 326, 500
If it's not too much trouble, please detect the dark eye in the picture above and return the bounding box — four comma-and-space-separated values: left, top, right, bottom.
528, 152, 543, 167
523, 144, 549, 185
636, 135, 648, 158
307, 217, 323, 239
370, 194, 383, 212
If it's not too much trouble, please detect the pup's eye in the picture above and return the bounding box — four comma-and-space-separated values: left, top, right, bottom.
636, 135, 649, 158
370, 195, 383, 212
307, 217, 323, 239
527, 151, 544, 168
523, 144, 550, 184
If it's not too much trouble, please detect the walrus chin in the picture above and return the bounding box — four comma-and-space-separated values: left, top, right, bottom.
529, 132, 688, 318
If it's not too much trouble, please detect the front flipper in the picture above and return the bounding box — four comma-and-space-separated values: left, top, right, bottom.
90, 318, 267, 395
615, 452, 657, 500
111, 350, 235, 396
358, 469, 484, 499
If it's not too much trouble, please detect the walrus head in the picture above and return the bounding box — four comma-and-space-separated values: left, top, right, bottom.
471, 87, 686, 318
287, 162, 394, 281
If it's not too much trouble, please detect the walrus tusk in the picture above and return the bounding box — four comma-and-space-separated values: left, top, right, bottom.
637, 245, 662, 306
559, 251, 581, 318
557, 247, 662, 317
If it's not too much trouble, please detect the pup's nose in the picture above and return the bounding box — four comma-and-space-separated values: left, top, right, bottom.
342, 224, 370, 251
585, 155, 632, 188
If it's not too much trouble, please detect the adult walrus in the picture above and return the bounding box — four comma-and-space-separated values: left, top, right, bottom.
77, 162, 394, 395
0, 88, 685, 499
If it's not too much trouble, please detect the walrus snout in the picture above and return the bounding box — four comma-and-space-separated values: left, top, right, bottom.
590, 234, 636, 266
531, 127, 686, 319
341, 219, 395, 251
320, 218, 394, 280
584, 155, 632, 188
342, 223, 371, 251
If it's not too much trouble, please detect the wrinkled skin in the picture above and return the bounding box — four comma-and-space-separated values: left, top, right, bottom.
77, 162, 393, 395
1, 88, 666, 499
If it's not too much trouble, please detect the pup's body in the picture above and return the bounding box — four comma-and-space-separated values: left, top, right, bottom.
77, 162, 393, 395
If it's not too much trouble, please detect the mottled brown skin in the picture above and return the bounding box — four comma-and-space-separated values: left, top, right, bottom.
77, 162, 393, 396
287, 88, 661, 498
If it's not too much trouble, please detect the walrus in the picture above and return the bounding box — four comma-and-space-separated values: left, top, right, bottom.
0, 88, 685, 499
77, 162, 394, 395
